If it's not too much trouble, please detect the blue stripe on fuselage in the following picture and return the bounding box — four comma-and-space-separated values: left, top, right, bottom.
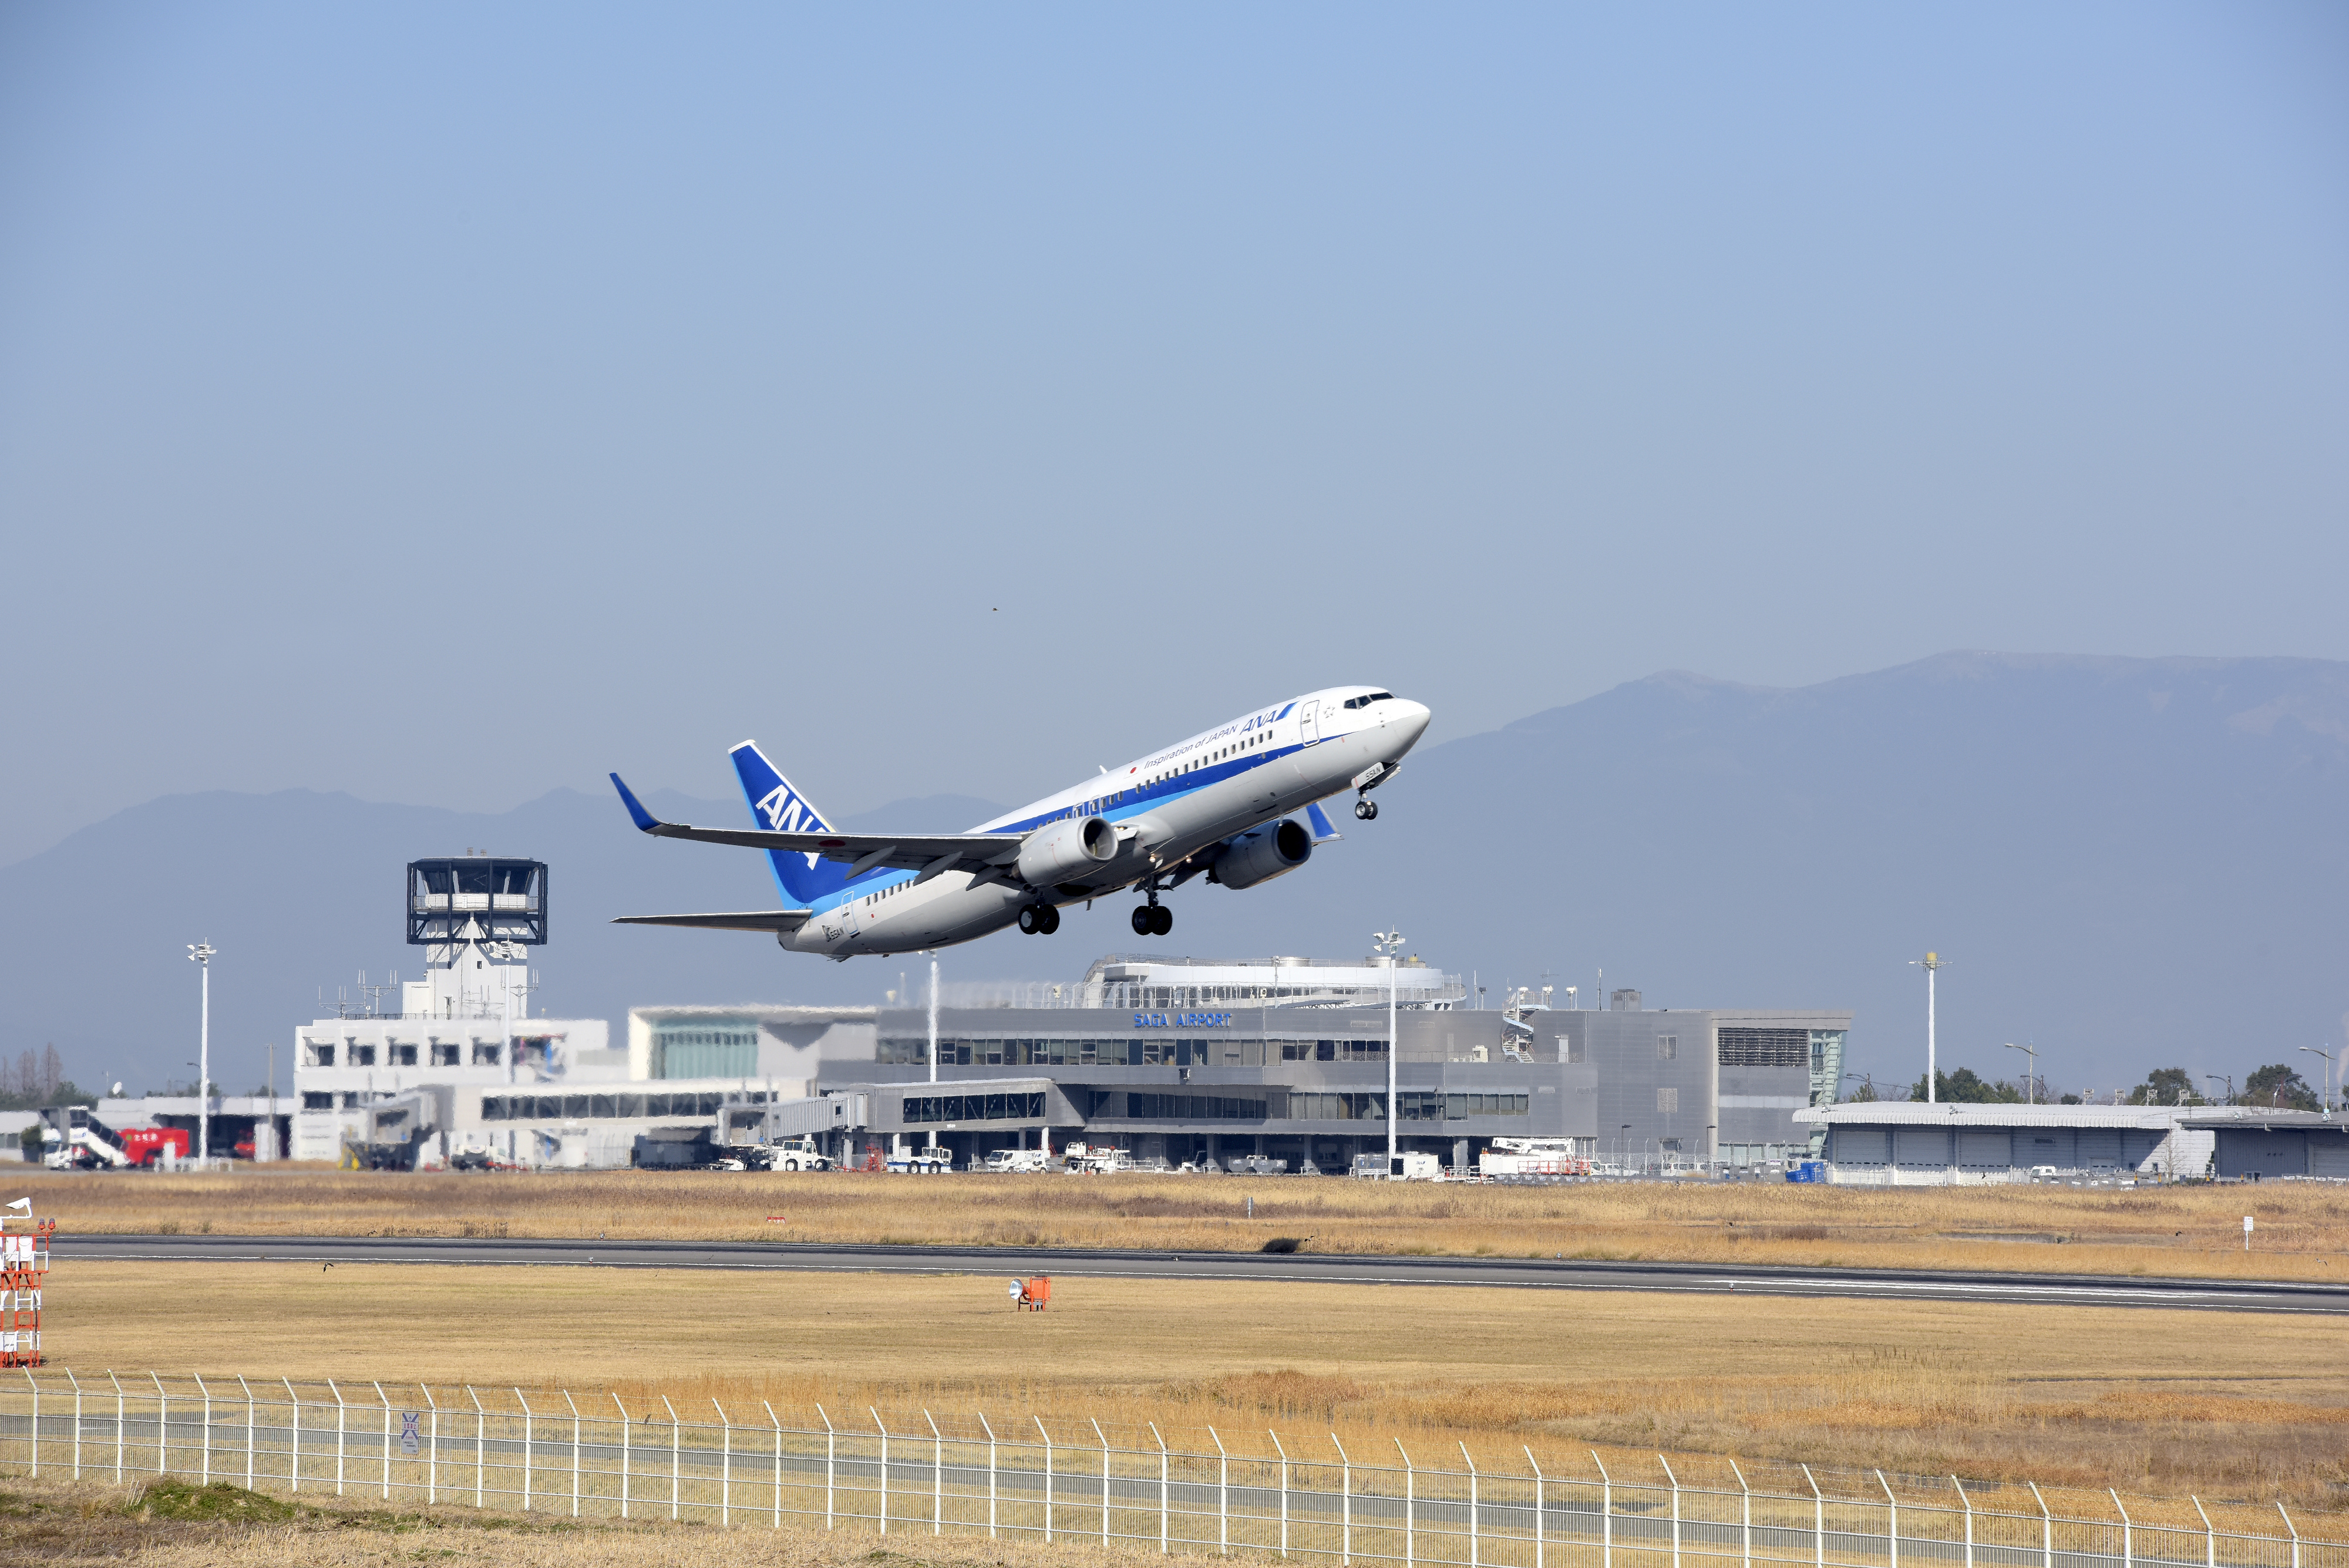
818, 738, 1325, 915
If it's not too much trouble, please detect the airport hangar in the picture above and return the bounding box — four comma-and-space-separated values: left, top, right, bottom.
1794, 1101, 2343, 1183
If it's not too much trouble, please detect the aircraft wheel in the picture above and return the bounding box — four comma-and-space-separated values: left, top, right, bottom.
1131, 905, 1153, 936
1037, 903, 1061, 935
1149, 904, 1174, 937
1018, 905, 1041, 934
1354, 798, 1378, 820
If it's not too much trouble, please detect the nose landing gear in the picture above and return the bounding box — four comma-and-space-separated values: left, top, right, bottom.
1018, 903, 1062, 936
1354, 797, 1379, 820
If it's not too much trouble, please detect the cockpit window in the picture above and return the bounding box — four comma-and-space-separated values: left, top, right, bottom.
1344, 692, 1398, 709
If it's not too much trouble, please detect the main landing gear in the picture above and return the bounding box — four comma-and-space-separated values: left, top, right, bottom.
1130, 897, 1173, 938
1354, 796, 1379, 820
1018, 903, 1061, 936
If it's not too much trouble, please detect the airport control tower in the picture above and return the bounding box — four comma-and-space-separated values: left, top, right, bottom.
401, 857, 547, 1023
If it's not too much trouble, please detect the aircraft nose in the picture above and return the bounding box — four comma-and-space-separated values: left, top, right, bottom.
1391, 699, 1432, 749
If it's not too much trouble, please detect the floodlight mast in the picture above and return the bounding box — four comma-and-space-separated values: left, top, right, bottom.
2299, 1047, 2334, 1115
1373, 930, 1405, 1172
187, 943, 216, 1165
1909, 953, 1945, 1103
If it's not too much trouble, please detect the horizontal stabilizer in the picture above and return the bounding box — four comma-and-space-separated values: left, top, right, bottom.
611, 911, 815, 933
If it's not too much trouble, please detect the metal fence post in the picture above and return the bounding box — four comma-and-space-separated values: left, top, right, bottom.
1038, 1416, 1056, 1543
1593, 1452, 1613, 1568
2028, 1482, 2051, 1568
275, 1376, 294, 1491
109, 1370, 126, 1482
1270, 1431, 1290, 1560
1729, 1458, 1751, 1568
715, 1399, 731, 1527
469, 1387, 487, 1508
329, 1379, 346, 1495
193, 1374, 212, 1485
979, 1414, 999, 1538
873, 1407, 890, 1535
150, 1371, 168, 1477
1210, 1426, 1230, 1556
1802, 1464, 1822, 1568
610, 1392, 627, 1519
564, 1392, 581, 1519
519, 1390, 534, 1513
764, 1400, 783, 1530
1953, 1477, 1974, 1568
2112, 1489, 2132, 1568
373, 1383, 393, 1501
1522, 1455, 1541, 1568
1092, 1418, 1112, 1546
424, 1385, 440, 1506
1879, 1471, 1898, 1568
1155, 1422, 1171, 1555
1396, 1440, 1416, 1568
1526, 1448, 1546, 1568
1659, 1455, 1678, 1568
2279, 1502, 2301, 1568
2193, 1497, 2215, 1568
1465, 1443, 1485, 1568
661, 1396, 680, 1522
68, 1368, 84, 1481
817, 1403, 835, 1529
235, 1374, 252, 1491
24, 1370, 38, 1478
925, 1409, 943, 1536
1331, 1433, 1350, 1566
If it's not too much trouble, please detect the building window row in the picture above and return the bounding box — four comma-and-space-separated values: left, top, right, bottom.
887, 1038, 1233, 1068
480, 1091, 766, 1122
902, 1092, 1048, 1124
307, 1041, 489, 1068
1127, 1093, 1268, 1121
1278, 1040, 1388, 1061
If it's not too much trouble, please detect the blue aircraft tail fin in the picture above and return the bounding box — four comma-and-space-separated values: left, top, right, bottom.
729, 741, 855, 906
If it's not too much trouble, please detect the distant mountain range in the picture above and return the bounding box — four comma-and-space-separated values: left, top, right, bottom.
5, 652, 2344, 1099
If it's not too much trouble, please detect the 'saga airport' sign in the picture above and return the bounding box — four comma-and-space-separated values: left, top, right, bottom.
1134, 1012, 1233, 1029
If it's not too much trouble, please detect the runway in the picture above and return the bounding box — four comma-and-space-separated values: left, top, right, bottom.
52, 1233, 2349, 1314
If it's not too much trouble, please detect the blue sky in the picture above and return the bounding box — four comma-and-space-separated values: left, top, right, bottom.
2, 3, 2344, 867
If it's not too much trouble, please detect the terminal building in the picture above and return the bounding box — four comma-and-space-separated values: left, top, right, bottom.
269, 856, 1853, 1172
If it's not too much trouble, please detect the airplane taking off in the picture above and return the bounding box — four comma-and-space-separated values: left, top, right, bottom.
607, 686, 1431, 960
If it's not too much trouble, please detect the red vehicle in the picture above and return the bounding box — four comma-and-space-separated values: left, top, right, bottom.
119, 1126, 191, 1168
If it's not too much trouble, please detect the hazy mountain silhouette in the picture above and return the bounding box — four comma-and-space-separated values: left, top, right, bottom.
6, 652, 2345, 1097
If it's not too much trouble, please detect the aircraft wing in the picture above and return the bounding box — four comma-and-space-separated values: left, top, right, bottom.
610, 773, 1025, 877
611, 911, 815, 933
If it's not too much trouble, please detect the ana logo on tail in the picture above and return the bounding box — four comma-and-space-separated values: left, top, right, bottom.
755, 785, 829, 867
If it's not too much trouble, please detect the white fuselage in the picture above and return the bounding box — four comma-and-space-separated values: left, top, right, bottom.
786, 687, 1429, 957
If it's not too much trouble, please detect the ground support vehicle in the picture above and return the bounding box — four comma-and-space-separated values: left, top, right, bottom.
1351, 1150, 1442, 1180
886, 1145, 954, 1173
982, 1148, 1052, 1173
759, 1136, 834, 1172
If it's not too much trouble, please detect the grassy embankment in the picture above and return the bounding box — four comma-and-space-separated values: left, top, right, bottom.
14, 1167, 2349, 1281
0, 1472, 1169, 1568
38, 1257, 2349, 1517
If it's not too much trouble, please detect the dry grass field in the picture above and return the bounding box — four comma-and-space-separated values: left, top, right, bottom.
35, 1256, 2349, 1519
14, 1166, 2349, 1282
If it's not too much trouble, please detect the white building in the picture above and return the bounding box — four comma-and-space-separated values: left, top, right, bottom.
1793, 1101, 2289, 1184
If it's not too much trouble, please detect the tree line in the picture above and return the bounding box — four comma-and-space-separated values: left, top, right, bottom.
1849, 1061, 2328, 1110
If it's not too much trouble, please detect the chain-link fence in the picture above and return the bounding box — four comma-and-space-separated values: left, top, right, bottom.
2, 1372, 2338, 1568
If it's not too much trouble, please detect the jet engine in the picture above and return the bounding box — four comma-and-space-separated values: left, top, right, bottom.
1016, 815, 1119, 886
1209, 819, 1312, 890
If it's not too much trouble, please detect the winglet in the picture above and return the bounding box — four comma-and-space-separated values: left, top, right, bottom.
609, 772, 664, 833
1305, 800, 1344, 842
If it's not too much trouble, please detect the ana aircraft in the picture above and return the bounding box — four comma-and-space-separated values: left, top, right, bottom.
608, 686, 1432, 960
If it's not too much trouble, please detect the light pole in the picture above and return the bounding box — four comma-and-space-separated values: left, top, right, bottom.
1373, 930, 1404, 1174
928, 957, 940, 1085
2003, 1041, 2038, 1105
2300, 1047, 2334, 1114
2205, 1074, 2234, 1107
187, 943, 216, 1167
1908, 952, 1945, 1102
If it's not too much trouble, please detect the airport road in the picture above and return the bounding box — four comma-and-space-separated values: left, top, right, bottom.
51, 1233, 2349, 1314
